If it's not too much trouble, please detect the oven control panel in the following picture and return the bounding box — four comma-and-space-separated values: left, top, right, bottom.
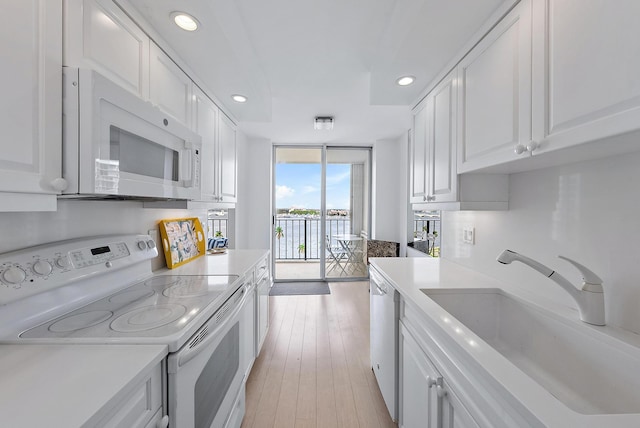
0, 234, 158, 306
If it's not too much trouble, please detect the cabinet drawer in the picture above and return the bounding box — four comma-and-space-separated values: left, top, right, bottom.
98, 362, 163, 428
255, 255, 270, 281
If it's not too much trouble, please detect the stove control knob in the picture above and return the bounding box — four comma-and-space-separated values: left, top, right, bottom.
55, 257, 71, 269
137, 241, 147, 251
2, 266, 27, 285
146, 240, 156, 250
32, 260, 53, 276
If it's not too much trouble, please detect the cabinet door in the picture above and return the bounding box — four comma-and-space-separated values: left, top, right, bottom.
149, 43, 192, 127
0, 0, 62, 205
65, 0, 149, 98
441, 380, 481, 428
256, 274, 270, 354
192, 86, 219, 201
241, 284, 256, 379
400, 323, 440, 428
410, 102, 429, 203
532, 0, 640, 154
457, 0, 533, 172
218, 113, 238, 203
429, 70, 458, 203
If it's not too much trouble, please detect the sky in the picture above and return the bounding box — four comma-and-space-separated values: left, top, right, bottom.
275, 163, 351, 210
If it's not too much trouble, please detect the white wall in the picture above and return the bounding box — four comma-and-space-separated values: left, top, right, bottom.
236, 137, 272, 250
441, 150, 640, 334
0, 200, 206, 270
372, 135, 409, 251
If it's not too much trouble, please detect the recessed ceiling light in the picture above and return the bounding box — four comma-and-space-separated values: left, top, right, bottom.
396, 75, 415, 86
231, 94, 247, 103
171, 12, 199, 32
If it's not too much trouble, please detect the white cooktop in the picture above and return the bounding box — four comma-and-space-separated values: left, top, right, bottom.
0, 234, 243, 352
21, 274, 239, 339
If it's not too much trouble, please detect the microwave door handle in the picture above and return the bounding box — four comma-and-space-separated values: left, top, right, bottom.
181, 146, 194, 187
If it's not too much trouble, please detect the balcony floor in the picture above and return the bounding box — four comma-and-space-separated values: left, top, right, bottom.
275, 260, 368, 281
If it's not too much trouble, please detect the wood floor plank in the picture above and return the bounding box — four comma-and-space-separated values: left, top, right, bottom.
315, 294, 338, 428
295, 296, 318, 427
243, 282, 397, 428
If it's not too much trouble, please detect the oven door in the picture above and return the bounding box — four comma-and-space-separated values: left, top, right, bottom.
167, 284, 249, 428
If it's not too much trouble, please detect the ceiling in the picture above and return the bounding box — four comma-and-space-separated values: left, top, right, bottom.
122, 0, 506, 144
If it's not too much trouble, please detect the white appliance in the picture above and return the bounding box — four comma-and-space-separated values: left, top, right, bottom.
370, 265, 400, 422
62, 68, 202, 200
0, 235, 250, 428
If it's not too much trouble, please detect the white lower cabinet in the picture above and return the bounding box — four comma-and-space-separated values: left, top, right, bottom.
399, 321, 479, 428
241, 275, 257, 379
255, 268, 270, 355
98, 360, 164, 428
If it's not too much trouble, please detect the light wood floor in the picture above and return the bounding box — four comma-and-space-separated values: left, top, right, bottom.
242, 281, 397, 428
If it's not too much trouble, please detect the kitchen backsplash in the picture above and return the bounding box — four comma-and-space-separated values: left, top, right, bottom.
0, 200, 207, 271
441, 150, 640, 335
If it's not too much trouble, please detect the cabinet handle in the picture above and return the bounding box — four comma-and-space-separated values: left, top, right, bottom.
157, 415, 169, 428
514, 144, 527, 155
436, 384, 447, 398
526, 140, 539, 152
426, 376, 437, 388
50, 177, 68, 191
426, 195, 435, 202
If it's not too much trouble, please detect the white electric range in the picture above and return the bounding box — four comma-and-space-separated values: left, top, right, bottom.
0, 234, 252, 428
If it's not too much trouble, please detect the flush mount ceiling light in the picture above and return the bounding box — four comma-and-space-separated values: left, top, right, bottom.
171, 12, 199, 31
314, 116, 334, 130
396, 75, 415, 86
231, 94, 247, 103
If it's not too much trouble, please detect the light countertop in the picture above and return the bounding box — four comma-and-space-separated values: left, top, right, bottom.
161, 249, 269, 277
369, 257, 640, 428
0, 344, 167, 428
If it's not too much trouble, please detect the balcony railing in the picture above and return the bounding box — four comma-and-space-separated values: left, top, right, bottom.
274, 216, 351, 260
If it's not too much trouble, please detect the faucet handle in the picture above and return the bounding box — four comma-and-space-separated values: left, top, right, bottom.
558, 256, 603, 291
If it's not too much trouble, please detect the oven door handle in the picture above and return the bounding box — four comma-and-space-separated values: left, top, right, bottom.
171, 285, 249, 371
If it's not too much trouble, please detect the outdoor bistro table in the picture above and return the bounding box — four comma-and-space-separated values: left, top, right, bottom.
333, 234, 363, 273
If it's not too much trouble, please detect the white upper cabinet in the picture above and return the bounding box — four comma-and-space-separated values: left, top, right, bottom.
192, 86, 219, 202
429, 71, 458, 203
531, 0, 640, 154
64, 0, 150, 99
410, 102, 429, 204
0, 0, 63, 211
149, 42, 192, 127
191, 87, 237, 204
411, 70, 508, 210
411, 70, 457, 204
457, 0, 533, 172
218, 114, 238, 204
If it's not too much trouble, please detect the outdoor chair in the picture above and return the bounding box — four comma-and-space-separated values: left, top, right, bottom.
325, 235, 348, 275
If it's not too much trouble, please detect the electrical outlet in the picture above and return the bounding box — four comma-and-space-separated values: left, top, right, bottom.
463, 227, 475, 245
147, 229, 160, 246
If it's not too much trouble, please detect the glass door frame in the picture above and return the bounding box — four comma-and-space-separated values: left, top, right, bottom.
271, 144, 372, 283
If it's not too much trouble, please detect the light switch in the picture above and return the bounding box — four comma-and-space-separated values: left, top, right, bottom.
463, 227, 475, 245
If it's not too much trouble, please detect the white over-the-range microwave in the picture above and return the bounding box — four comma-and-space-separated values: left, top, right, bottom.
62, 67, 202, 200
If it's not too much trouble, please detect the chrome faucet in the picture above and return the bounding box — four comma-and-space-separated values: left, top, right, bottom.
496, 250, 605, 326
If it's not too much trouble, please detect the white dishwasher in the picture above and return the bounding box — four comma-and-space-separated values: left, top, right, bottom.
370, 266, 400, 422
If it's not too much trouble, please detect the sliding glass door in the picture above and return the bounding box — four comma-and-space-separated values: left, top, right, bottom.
272, 145, 371, 282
